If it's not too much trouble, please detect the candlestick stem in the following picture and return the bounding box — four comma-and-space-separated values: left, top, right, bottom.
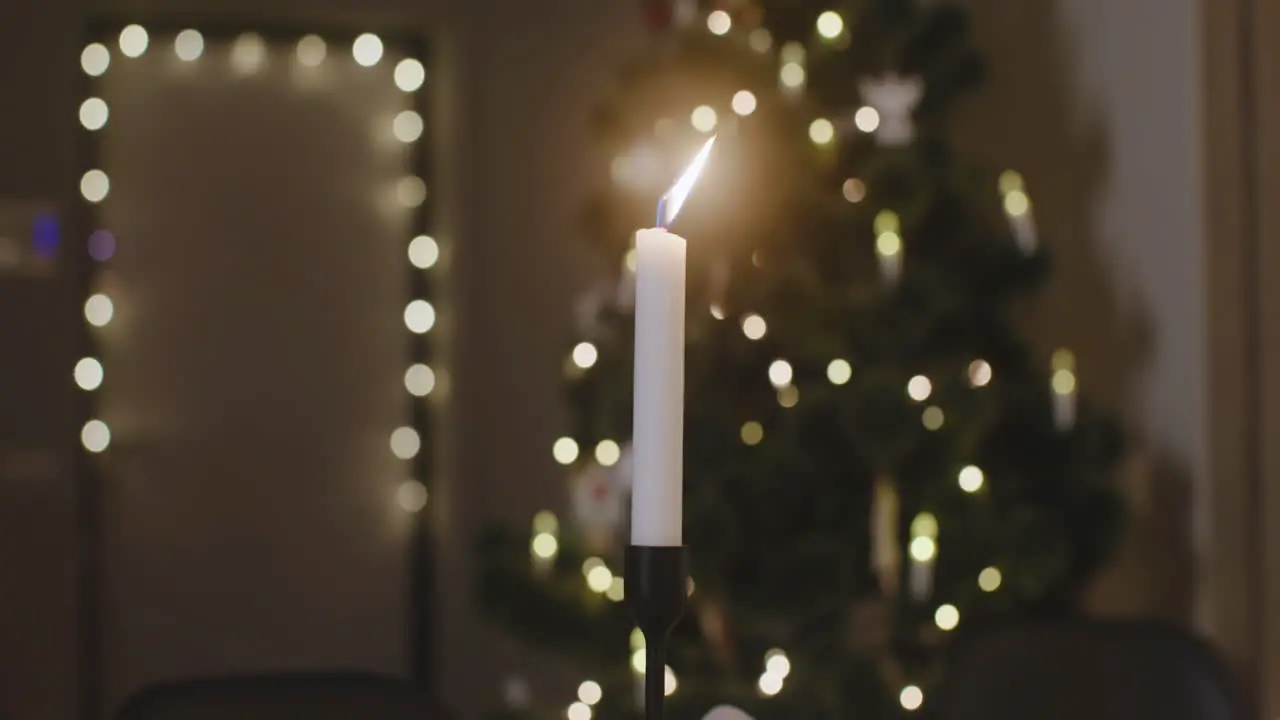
625, 545, 689, 720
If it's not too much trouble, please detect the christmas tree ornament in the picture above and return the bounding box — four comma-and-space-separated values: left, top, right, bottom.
871, 477, 901, 595
859, 74, 924, 146
999, 170, 1038, 253
571, 461, 626, 552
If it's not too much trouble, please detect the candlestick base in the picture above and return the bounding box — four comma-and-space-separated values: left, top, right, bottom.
626, 545, 689, 720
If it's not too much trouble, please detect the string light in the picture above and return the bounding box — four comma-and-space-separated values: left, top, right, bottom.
81, 43, 111, 76
84, 293, 114, 327
978, 566, 1002, 592
81, 419, 111, 453
899, 685, 924, 711
854, 106, 880, 133
404, 364, 436, 397
403, 299, 436, 333
664, 666, 677, 696
706, 10, 732, 35
408, 235, 439, 268
808, 118, 835, 145
393, 110, 425, 143
731, 90, 757, 116
585, 564, 614, 593
74, 357, 104, 391
968, 359, 993, 387
779, 62, 805, 89
906, 375, 932, 401
935, 604, 960, 631
118, 25, 149, 58
748, 28, 773, 53
740, 421, 764, 446
230, 33, 267, 75
827, 359, 852, 385
594, 439, 621, 466
80, 170, 110, 203
533, 510, 559, 535
1004, 189, 1030, 217
572, 342, 598, 369
842, 178, 866, 203
530, 532, 558, 559
397, 480, 428, 512
816, 11, 844, 39
394, 58, 426, 92
757, 672, 783, 696
397, 176, 428, 208
764, 649, 791, 678
552, 437, 580, 465
79, 98, 109, 131
352, 33, 384, 67
741, 313, 767, 340
922, 406, 945, 430
777, 385, 799, 408
605, 577, 624, 601
295, 34, 327, 66
174, 29, 204, 61
577, 681, 603, 705
567, 702, 591, 720
691, 105, 718, 133
767, 359, 793, 388
957, 465, 984, 492
390, 426, 422, 459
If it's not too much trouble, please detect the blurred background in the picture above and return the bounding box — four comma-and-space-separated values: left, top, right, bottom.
0, 0, 1274, 719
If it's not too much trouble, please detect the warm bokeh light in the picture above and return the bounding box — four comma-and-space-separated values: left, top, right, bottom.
533, 510, 559, 535
900, 685, 924, 711
935, 603, 960, 631
691, 105, 718, 132
578, 681, 603, 706
906, 374, 932, 401
531, 532, 558, 559
81, 419, 111, 453
397, 480, 428, 512
816, 10, 844, 38
1052, 347, 1076, 371
567, 702, 591, 720
397, 176, 428, 208
808, 118, 835, 145
731, 90, 757, 116
296, 35, 327, 67
978, 566, 1002, 592
408, 235, 439, 268
827, 359, 852, 385
119, 25, 149, 58
230, 33, 267, 74
390, 426, 421, 459
968, 359, 993, 387
765, 649, 791, 678
403, 299, 436, 334
79, 98, 109, 131
740, 421, 764, 446
1052, 369, 1076, 394
777, 385, 799, 408
710, 304, 725, 320
404, 364, 436, 397
606, 577, 624, 602
780, 62, 805, 88
741, 313, 767, 340
586, 565, 614, 593
874, 209, 900, 234
74, 357, 104, 391
842, 178, 866, 203
80, 169, 110, 203
854, 106, 881, 133
631, 649, 646, 673
768, 359, 793, 388
999, 170, 1025, 194
553, 437, 580, 465
352, 33, 384, 67
909, 536, 936, 562
88, 230, 116, 261
394, 58, 426, 92
758, 672, 783, 696
81, 43, 111, 76
876, 232, 902, 257
84, 293, 114, 327
748, 28, 773, 53
174, 29, 204, 61
958, 465, 984, 493
594, 439, 621, 466
1004, 190, 1031, 217
706, 10, 732, 35
922, 406, 945, 430
664, 666, 677, 696
393, 110, 425, 143
572, 342, 598, 369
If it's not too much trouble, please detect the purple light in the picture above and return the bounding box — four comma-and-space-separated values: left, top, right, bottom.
32, 213, 60, 258
87, 229, 116, 261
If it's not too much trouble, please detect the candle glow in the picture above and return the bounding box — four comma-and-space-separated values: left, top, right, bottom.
658, 135, 717, 228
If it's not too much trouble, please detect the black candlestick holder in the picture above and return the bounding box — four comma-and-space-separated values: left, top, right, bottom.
626, 545, 689, 720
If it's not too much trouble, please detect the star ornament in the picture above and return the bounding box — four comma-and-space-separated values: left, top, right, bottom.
859, 74, 924, 147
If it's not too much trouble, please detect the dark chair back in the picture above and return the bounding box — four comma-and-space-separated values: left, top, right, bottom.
114, 672, 439, 720
934, 620, 1242, 720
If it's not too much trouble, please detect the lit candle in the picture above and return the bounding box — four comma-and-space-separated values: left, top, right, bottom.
631, 136, 716, 547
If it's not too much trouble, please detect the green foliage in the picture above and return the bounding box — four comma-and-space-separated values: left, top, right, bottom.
476, 0, 1124, 717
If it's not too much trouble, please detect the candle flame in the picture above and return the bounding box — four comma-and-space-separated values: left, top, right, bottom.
657, 135, 716, 228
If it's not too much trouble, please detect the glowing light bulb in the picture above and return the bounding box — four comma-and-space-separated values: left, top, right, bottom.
352, 33, 384, 67
906, 375, 932, 401
552, 437, 579, 465
732, 90, 757, 116
777, 385, 799, 408
958, 465, 984, 492
606, 577, 624, 601
664, 666, 677, 696
390, 426, 421, 459
394, 58, 426, 92
408, 235, 439, 268
876, 232, 902, 257
1004, 190, 1031, 217
532, 511, 559, 535
572, 342, 598, 369
827, 359, 852, 385
768, 359, 793, 388
1052, 369, 1076, 394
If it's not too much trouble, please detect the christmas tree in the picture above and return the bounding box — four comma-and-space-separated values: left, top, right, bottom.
475, 1, 1123, 718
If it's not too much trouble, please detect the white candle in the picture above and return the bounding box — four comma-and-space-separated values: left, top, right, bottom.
631, 137, 716, 547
